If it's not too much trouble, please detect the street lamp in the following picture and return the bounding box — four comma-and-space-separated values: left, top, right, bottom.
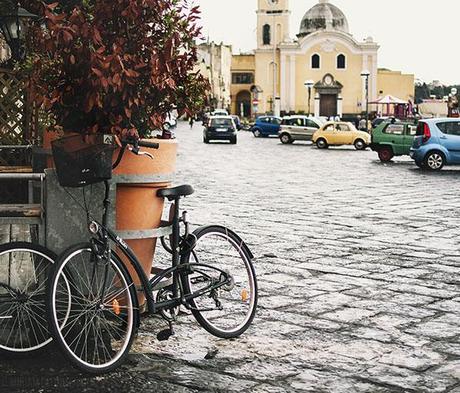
360, 69, 370, 132
304, 80, 314, 116
0, 3, 38, 63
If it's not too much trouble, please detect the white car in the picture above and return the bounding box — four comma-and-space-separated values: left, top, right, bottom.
278, 116, 325, 144
212, 109, 229, 116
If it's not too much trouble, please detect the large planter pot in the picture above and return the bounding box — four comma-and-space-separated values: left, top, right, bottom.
113, 138, 177, 299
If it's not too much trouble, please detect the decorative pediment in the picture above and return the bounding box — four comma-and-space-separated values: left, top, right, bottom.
320, 39, 336, 53
314, 74, 343, 93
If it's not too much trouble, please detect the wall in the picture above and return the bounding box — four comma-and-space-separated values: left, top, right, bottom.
254, 50, 281, 114
291, 42, 365, 114
197, 42, 233, 110
377, 69, 415, 102
231, 54, 255, 115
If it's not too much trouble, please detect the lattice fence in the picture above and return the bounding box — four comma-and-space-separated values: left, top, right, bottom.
0, 68, 37, 203
0, 68, 29, 145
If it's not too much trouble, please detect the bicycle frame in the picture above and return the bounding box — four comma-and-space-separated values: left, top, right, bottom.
91, 181, 232, 317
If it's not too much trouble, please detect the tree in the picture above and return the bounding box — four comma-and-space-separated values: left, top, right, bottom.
20, 0, 209, 138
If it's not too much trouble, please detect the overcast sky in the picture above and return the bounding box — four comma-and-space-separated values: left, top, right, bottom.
194, 0, 458, 85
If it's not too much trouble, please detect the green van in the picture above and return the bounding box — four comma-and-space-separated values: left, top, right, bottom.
370, 121, 417, 162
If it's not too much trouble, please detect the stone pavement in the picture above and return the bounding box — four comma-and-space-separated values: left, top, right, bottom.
1, 121, 459, 392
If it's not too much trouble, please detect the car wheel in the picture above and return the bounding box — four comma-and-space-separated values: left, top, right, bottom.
354, 139, 366, 150
316, 138, 328, 149
378, 147, 394, 162
253, 129, 261, 138
203, 136, 209, 144
424, 151, 445, 171
280, 133, 292, 144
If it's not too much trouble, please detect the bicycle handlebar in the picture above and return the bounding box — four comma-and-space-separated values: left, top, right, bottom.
137, 140, 160, 149
120, 137, 160, 150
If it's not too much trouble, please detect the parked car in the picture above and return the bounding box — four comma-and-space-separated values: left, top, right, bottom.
410, 118, 460, 170
372, 117, 401, 129
212, 109, 229, 116
251, 116, 282, 137
203, 116, 237, 144
312, 121, 370, 150
278, 116, 324, 144
370, 122, 417, 162
231, 115, 242, 130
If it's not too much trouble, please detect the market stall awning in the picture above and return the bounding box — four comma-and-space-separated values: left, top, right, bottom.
369, 95, 407, 105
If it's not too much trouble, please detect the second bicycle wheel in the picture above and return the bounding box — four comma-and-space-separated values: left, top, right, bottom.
182, 225, 258, 338
47, 244, 138, 374
0, 242, 57, 355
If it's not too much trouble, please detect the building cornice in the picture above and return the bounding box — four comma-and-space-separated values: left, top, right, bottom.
279, 30, 379, 55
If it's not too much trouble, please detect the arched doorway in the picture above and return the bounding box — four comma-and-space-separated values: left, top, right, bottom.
236, 91, 251, 118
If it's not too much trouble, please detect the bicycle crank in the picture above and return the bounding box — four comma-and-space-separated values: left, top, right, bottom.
156, 288, 180, 322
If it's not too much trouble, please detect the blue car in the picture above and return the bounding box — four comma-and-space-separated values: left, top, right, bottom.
410, 118, 460, 170
251, 116, 282, 137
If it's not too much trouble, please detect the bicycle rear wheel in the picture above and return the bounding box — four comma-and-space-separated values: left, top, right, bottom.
0, 242, 56, 354
182, 225, 258, 338
47, 244, 138, 374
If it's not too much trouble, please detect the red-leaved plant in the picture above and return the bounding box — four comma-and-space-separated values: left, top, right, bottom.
21, 0, 208, 138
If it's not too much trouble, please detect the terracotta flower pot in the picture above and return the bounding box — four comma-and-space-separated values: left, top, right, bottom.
113, 138, 178, 301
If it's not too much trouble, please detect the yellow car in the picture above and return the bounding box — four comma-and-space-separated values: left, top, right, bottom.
312, 121, 371, 150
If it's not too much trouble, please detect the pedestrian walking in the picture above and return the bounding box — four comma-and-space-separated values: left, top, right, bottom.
189, 116, 194, 129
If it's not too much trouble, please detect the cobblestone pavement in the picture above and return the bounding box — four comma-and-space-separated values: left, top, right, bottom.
1, 121, 459, 392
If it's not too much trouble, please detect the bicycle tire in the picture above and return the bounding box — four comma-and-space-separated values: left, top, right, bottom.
181, 225, 258, 338
47, 244, 139, 374
0, 242, 56, 355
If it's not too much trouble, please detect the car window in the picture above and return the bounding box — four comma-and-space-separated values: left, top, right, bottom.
259, 117, 268, 123
211, 118, 233, 127
292, 118, 304, 127
306, 120, 319, 129
282, 118, 291, 125
437, 121, 460, 136
273, 118, 281, 125
336, 124, 350, 131
384, 124, 404, 135
407, 125, 417, 136
324, 124, 335, 132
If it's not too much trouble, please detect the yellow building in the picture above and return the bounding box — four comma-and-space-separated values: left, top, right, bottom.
231, 0, 414, 118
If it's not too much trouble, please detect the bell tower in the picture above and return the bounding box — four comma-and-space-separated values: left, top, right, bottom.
257, 0, 290, 49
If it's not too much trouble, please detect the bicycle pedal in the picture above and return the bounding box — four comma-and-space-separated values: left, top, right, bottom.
157, 328, 174, 341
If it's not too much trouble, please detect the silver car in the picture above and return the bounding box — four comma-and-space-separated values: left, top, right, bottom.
278, 116, 324, 144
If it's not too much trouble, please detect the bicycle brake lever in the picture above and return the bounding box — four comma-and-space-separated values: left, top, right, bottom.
128, 146, 154, 159
138, 151, 154, 160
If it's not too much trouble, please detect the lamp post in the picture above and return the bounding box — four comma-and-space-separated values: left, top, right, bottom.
361, 69, 370, 132
0, 2, 38, 64
304, 80, 314, 116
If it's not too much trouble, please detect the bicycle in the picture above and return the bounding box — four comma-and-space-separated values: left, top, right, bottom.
46, 135, 258, 373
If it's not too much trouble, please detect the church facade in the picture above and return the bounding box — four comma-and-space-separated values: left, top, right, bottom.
231, 0, 414, 118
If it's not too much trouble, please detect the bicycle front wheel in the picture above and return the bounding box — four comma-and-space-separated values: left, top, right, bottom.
47, 244, 138, 374
182, 225, 258, 338
0, 242, 56, 355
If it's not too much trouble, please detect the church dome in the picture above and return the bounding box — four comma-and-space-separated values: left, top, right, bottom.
298, 0, 349, 37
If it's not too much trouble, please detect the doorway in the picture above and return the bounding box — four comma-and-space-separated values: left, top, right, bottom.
320, 94, 337, 118
236, 91, 251, 118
